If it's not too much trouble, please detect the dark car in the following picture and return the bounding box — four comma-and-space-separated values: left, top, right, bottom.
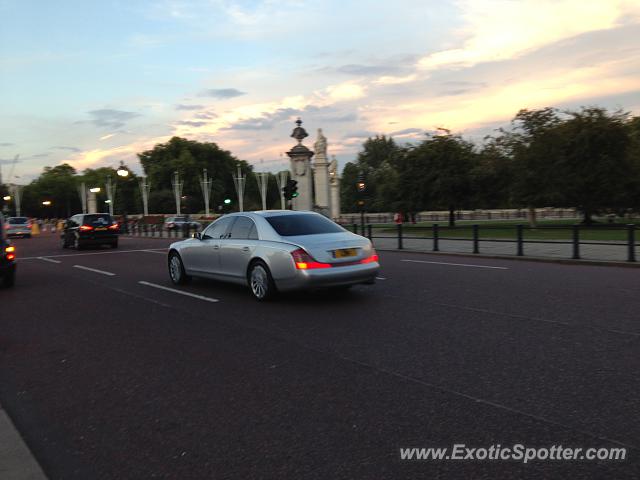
61, 213, 120, 249
0, 215, 16, 287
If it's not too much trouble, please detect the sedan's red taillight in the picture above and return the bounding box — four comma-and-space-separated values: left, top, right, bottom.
79, 225, 93, 231
291, 248, 331, 270
5, 245, 15, 261
108, 222, 119, 230
360, 249, 379, 264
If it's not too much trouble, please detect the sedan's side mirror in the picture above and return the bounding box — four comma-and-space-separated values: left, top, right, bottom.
192, 232, 201, 240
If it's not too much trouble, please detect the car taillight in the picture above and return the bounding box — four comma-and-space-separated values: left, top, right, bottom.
291, 248, 331, 270
360, 250, 379, 264
5, 245, 15, 261
79, 225, 93, 231
108, 223, 119, 230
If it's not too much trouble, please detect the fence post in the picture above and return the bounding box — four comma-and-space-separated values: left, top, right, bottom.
367, 224, 372, 241
572, 224, 580, 259
432, 224, 439, 251
397, 223, 403, 250
352, 223, 358, 235
472, 224, 479, 254
628, 224, 636, 262
516, 224, 524, 256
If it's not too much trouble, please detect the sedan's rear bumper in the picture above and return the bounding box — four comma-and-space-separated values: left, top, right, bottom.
0, 261, 16, 278
275, 262, 379, 292
7, 230, 31, 237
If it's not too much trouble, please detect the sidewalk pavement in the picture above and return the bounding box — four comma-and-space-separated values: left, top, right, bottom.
0, 404, 47, 480
371, 235, 637, 264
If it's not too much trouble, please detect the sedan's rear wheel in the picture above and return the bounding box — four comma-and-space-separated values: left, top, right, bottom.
249, 261, 276, 301
168, 251, 191, 285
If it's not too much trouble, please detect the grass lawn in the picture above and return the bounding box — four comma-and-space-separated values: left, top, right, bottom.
367, 218, 640, 242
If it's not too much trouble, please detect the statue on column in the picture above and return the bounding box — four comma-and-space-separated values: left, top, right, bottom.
329, 156, 338, 183
314, 128, 327, 157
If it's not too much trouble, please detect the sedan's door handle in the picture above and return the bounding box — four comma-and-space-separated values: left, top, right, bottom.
213, 245, 220, 250
242, 247, 250, 252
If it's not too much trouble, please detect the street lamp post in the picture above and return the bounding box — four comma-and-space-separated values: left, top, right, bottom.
356, 172, 366, 233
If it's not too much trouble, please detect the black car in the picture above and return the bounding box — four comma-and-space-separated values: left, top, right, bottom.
0, 215, 16, 287
61, 213, 120, 249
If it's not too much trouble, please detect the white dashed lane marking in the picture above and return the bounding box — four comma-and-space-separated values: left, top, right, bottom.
138, 281, 220, 303
401, 259, 508, 270
73, 265, 116, 276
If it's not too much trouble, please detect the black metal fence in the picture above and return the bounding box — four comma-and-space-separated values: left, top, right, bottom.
350, 223, 638, 263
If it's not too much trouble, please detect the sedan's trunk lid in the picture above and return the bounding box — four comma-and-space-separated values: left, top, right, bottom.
285, 232, 373, 264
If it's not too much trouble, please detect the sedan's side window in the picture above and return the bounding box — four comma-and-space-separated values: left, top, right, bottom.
247, 224, 259, 240
203, 217, 233, 239
228, 216, 256, 240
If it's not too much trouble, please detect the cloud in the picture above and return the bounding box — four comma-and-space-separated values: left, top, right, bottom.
417, 0, 635, 71
221, 107, 302, 131
53, 146, 81, 152
175, 104, 205, 110
176, 120, 208, 127
198, 88, 247, 99
390, 128, 423, 136
84, 109, 142, 129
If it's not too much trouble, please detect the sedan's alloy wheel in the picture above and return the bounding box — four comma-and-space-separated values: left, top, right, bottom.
250, 265, 269, 299
169, 255, 183, 283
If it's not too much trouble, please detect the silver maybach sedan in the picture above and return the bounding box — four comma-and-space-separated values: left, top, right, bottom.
167, 211, 379, 300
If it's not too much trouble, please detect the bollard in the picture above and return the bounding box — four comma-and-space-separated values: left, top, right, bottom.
432, 224, 439, 251
397, 223, 403, 250
472, 224, 479, 254
367, 224, 372, 240
628, 224, 636, 262
516, 224, 524, 256
572, 225, 580, 259
352, 223, 358, 235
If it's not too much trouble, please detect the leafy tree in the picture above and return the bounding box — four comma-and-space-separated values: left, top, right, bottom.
138, 136, 273, 214
558, 107, 636, 223
21, 164, 80, 217
400, 132, 476, 226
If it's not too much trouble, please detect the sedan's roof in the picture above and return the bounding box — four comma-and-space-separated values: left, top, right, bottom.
250, 210, 317, 217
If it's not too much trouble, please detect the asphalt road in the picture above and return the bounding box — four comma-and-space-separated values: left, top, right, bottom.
1, 232, 639, 479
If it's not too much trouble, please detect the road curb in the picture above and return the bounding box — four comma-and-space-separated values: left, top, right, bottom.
0, 404, 48, 480
376, 248, 640, 268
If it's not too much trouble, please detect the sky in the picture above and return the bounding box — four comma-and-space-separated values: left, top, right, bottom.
1, 0, 639, 183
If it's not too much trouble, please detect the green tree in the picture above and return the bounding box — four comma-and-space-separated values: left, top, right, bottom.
558, 107, 636, 223
138, 137, 259, 214
400, 132, 476, 226
22, 163, 80, 217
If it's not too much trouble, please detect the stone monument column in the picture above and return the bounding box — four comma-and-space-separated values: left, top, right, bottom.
313, 128, 330, 212
329, 156, 341, 220
286, 118, 314, 211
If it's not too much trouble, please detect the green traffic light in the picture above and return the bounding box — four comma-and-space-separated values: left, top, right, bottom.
224, 198, 231, 204
292, 192, 299, 198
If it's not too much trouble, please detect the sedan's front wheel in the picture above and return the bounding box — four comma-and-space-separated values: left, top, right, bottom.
168, 251, 191, 285
248, 261, 276, 301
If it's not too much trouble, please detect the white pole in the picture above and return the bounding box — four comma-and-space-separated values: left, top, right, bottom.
232, 166, 246, 212
255, 172, 268, 210
78, 183, 87, 214
139, 177, 150, 217
172, 171, 183, 215
200, 168, 212, 216
105, 177, 115, 216
12, 185, 22, 217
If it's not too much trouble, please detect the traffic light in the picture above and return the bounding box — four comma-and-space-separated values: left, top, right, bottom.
283, 179, 298, 200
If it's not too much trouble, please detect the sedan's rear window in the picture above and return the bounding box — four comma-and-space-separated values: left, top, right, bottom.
84, 214, 113, 226
265, 214, 344, 236
8, 217, 28, 224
